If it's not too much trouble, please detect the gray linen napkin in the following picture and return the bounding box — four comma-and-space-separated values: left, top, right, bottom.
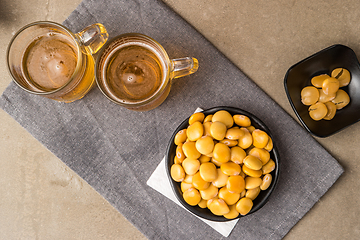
0, 0, 343, 239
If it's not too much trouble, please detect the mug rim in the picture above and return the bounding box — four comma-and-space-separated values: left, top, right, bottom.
6, 21, 84, 96
95, 33, 172, 108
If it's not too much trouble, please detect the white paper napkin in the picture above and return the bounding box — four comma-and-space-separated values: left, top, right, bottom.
146, 156, 238, 237
146, 108, 238, 237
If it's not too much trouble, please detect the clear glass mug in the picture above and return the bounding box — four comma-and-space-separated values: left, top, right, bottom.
95, 33, 199, 111
7, 21, 108, 102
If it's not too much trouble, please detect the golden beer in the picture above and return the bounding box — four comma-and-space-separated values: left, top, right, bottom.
96, 33, 198, 111
21, 33, 95, 102
105, 44, 163, 102
7, 21, 108, 102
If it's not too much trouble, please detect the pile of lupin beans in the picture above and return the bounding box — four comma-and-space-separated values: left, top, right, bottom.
301, 68, 351, 121
170, 110, 275, 219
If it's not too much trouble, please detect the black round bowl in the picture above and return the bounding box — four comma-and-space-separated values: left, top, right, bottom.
284, 44, 360, 137
165, 106, 280, 222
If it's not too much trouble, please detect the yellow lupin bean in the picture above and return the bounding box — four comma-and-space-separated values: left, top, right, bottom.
311, 74, 329, 88
331, 68, 351, 87
213, 142, 231, 163
309, 102, 327, 121
243, 155, 263, 170
199, 154, 211, 163
212, 169, 229, 188
207, 196, 218, 209
187, 121, 204, 141
182, 158, 200, 175
242, 165, 262, 178
245, 176, 263, 189
189, 112, 205, 125
220, 162, 241, 176
182, 141, 201, 159
192, 172, 210, 190
198, 199, 208, 208
245, 186, 260, 200
260, 173, 272, 190
230, 146, 246, 164
181, 181, 193, 192
183, 174, 194, 184
332, 89, 350, 110
226, 175, 245, 194
252, 129, 269, 149
175, 144, 185, 163
210, 121, 227, 140
264, 137, 273, 151
203, 121, 212, 136
318, 88, 336, 103
212, 110, 234, 128
200, 183, 219, 200
233, 115, 251, 127
248, 147, 270, 165
218, 187, 240, 205
225, 127, 244, 140
245, 146, 254, 155
195, 136, 215, 155
204, 114, 213, 123
323, 102, 337, 120
238, 128, 253, 149
240, 189, 246, 198
174, 129, 187, 145
174, 156, 181, 164
236, 197, 253, 216
210, 157, 223, 167
170, 163, 185, 182
322, 77, 340, 95
220, 139, 238, 147
199, 162, 218, 182
301, 86, 319, 105
183, 188, 201, 206
223, 204, 239, 219
246, 125, 255, 133
207, 198, 230, 216
262, 159, 276, 174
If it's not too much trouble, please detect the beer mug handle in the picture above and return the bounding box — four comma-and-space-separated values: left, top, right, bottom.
170, 57, 199, 79
76, 23, 109, 54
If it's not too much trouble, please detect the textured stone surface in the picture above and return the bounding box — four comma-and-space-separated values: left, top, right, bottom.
1, 0, 359, 239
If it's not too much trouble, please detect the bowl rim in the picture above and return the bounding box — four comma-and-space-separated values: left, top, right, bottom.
165, 106, 280, 222
283, 44, 360, 138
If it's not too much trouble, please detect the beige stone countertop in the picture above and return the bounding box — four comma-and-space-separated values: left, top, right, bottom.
1, 0, 359, 239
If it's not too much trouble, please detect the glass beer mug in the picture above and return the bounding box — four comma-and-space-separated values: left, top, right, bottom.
7, 21, 108, 102
96, 33, 199, 111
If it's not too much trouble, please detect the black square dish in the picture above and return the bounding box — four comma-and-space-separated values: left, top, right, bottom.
284, 44, 360, 137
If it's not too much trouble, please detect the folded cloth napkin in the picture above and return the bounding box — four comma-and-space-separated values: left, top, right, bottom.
1, 0, 343, 239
